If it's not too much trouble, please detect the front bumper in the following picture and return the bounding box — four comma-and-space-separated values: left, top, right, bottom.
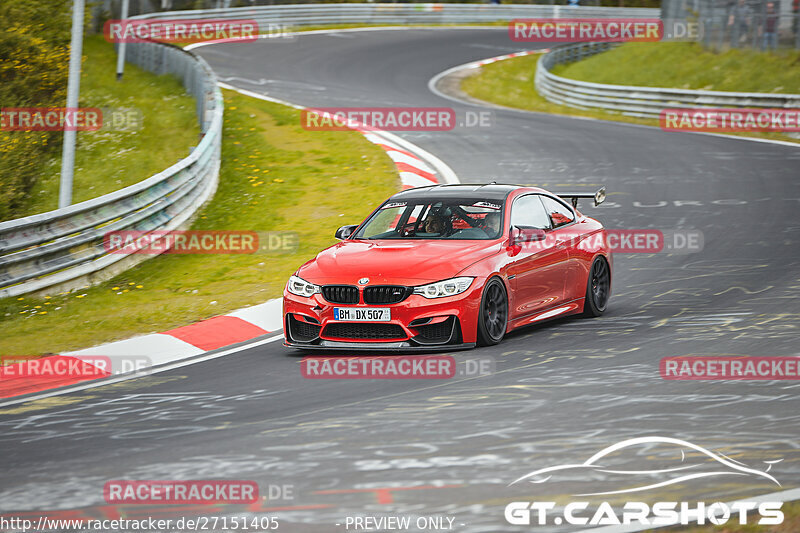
283, 339, 476, 352
282, 281, 483, 350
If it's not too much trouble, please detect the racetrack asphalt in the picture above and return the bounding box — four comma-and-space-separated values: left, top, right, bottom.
1, 28, 798, 532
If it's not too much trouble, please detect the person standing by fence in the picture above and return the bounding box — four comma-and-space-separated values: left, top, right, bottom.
762, 1, 779, 49
728, 0, 753, 46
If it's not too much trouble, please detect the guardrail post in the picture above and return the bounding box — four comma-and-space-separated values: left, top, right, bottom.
115, 0, 129, 81
59, 0, 85, 209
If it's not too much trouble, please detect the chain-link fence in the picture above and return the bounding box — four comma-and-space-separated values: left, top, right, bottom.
664, 0, 800, 49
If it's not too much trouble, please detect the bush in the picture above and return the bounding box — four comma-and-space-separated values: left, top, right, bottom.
0, 0, 74, 221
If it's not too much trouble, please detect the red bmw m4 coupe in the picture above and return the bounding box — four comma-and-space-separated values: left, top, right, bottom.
283, 183, 610, 350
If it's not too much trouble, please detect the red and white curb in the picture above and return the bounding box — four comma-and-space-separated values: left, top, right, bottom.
0, 299, 284, 399
359, 132, 439, 190
473, 49, 547, 67
218, 83, 458, 187
1, 81, 459, 400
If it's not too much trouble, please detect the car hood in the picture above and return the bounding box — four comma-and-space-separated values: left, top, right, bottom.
297, 239, 499, 285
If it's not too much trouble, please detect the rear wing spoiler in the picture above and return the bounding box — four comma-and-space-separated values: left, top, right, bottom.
557, 187, 606, 208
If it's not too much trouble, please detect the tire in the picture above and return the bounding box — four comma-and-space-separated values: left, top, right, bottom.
477, 277, 508, 346
583, 256, 610, 317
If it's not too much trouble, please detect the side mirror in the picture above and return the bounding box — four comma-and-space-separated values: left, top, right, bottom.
511, 226, 546, 246
335, 224, 358, 240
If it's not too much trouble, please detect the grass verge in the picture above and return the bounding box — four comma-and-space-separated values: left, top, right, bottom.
0, 89, 399, 356
18, 35, 200, 217
552, 42, 800, 94
460, 43, 799, 144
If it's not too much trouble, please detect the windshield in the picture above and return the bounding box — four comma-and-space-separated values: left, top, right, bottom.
353, 198, 505, 240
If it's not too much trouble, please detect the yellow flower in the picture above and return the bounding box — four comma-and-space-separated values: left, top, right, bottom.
112, 286, 119, 290
136, 285, 143, 289
273, 178, 284, 183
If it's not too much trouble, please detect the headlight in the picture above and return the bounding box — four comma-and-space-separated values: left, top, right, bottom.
287, 275, 321, 297
413, 277, 474, 299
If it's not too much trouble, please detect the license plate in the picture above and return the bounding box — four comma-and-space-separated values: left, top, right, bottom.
333, 307, 391, 321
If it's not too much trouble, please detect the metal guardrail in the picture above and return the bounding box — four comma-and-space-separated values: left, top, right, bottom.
535, 42, 800, 119
0, 43, 222, 298
131, 3, 660, 25
0, 4, 660, 298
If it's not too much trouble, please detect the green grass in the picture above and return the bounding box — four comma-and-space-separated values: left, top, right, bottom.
19, 35, 199, 216
0, 89, 399, 356
552, 42, 800, 94
461, 52, 654, 124
460, 43, 800, 144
